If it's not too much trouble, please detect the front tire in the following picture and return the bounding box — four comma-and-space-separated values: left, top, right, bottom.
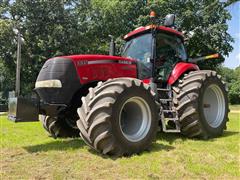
172, 70, 229, 139
77, 78, 158, 156
40, 115, 79, 138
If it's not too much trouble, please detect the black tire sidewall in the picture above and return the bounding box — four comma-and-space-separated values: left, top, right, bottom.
43, 115, 79, 138
198, 75, 228, 137
111, 86, 158, 153
58, 117, 80, 137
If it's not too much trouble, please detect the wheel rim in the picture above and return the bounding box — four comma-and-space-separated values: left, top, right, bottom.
203, 84, 226, 128
119, 96, 152, 142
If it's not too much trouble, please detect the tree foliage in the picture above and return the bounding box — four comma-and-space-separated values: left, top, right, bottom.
0, 0, 234, 98
219, 66, 240, 104
229, 81, 240, 104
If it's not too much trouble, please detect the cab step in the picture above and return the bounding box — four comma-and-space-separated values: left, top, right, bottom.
159, 99, 173, 104
157, 88, 171, 91
158, 87, 181, 133
162, 110, 175, 113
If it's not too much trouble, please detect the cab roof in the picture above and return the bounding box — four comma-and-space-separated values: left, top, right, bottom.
124, 25, 183, 41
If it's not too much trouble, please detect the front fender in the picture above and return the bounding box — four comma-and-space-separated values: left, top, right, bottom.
167, 62, 199, 85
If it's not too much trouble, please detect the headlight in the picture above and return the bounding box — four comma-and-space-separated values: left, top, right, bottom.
35, 80, 62, 88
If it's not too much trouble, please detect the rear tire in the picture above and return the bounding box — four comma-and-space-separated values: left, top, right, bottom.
172, 70, 229, 139
77, 78, 158, 156
40, 115, 79, 138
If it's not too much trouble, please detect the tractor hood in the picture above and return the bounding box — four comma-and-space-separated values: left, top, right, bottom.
35, 54, 137, 105
48, 54, 138, 85
36, 54, 137, 104
60, 54, 137, 63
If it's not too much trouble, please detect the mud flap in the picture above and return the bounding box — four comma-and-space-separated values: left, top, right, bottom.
8, 97, 39, 122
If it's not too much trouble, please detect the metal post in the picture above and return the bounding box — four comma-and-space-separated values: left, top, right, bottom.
109, 35, 115, 56
15, 31, 21, 97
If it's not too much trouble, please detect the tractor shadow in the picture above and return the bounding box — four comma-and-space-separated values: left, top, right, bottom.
23, 131, 238, 156
87, 142, 175, 160
88, 133, 178, 160
156, 132, 187, 144
24, 138, 86, 153
210, 130, 239, 141
156, 130, 239, 143
221, 131, 239, 137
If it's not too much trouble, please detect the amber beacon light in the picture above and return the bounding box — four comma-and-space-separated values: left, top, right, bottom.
150, 11, 156, 18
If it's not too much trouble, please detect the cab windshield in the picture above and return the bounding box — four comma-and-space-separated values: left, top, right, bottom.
122, 33, 153, 63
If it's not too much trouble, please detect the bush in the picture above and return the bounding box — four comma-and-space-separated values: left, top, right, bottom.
218, 66, 240, 104
229, 81, 240, 104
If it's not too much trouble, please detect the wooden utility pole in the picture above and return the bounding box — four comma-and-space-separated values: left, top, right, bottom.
15, 30, 21, 97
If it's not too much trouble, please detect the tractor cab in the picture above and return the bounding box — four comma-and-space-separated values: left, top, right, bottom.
122, 13, 187, 83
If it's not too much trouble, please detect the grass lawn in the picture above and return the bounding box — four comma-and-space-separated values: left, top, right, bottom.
1, 109, 239, 179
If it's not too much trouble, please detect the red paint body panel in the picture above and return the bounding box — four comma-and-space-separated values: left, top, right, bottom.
124, 25, 183, 40
61, 54, 134, 61
77, 63, 136, 84
59, 54, 137, 84
142, 79, 151, 84
167, 62, 199, 85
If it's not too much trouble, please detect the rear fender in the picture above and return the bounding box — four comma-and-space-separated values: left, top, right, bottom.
167, 62, 199, 85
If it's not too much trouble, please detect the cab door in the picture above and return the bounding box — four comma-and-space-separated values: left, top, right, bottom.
155, 33, 187, 82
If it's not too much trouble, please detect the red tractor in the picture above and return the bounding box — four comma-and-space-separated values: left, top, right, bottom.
8, 12, 228, 156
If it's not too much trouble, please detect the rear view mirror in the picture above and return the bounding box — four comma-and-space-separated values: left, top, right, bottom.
164, 14, 175, 27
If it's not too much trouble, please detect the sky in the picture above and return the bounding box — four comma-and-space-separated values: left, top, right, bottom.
224, 1, 240, 69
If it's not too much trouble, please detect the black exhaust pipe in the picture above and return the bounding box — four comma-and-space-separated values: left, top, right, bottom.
109, 35, 115, 56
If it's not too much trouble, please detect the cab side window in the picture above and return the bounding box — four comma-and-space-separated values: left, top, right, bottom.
156, 33, 187, 64
155, 33, 187, 82
175, 38, 187, 61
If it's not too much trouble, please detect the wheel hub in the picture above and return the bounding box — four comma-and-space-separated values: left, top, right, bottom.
119, 97, 152, 142
203, 84, 226, 128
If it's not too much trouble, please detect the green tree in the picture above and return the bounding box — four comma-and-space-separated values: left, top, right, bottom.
218, 66, 235, 83
229, 81, 240, 104
1, 0, 92, 94
233, 66, 240, 80
219, 65, 240, 104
